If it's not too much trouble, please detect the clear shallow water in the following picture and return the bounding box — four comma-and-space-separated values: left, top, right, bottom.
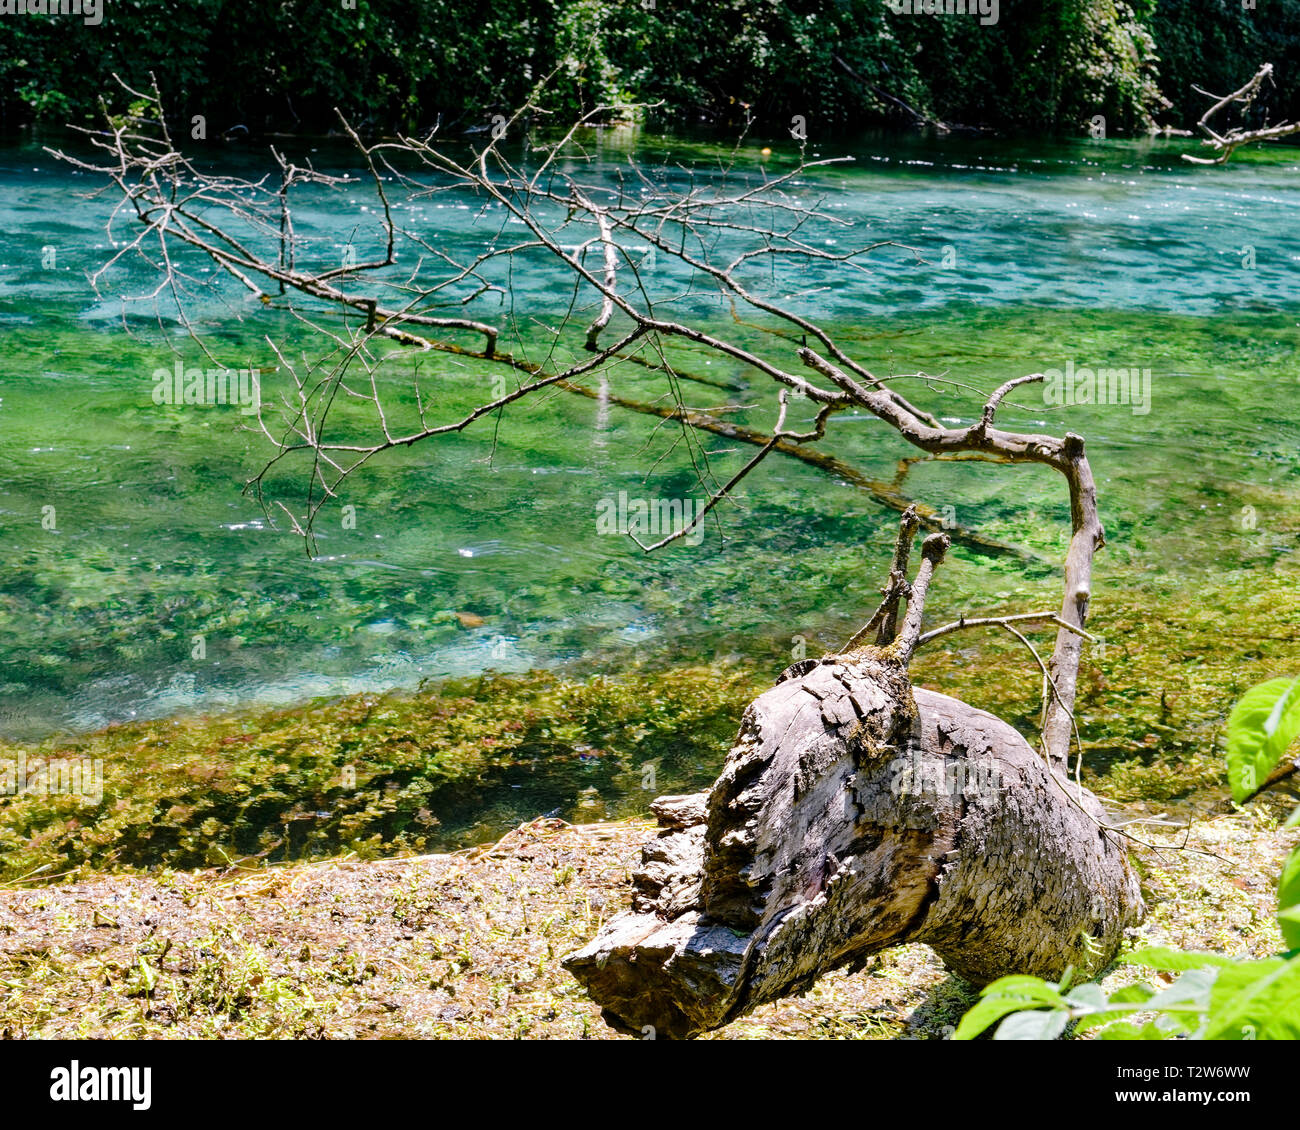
0, 130, 1298, 740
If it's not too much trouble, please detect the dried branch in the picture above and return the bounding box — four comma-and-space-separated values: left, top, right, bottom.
56, 77, 1107, 770
892, 532, 949, 665
1182, 63, 1300, 165
918, 611, 1097, 647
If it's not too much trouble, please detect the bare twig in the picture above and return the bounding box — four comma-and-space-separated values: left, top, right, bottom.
918, 611, 1097, 647
57, 77, 1105, 770
1182, 63, 1300, 165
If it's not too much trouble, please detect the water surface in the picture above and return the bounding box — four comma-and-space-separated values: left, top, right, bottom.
1, 130, 1297, 746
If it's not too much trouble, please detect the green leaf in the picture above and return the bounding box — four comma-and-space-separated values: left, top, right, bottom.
1096, 1020, 1173, 1040
1203, 955, 1300, 1040
1278, 907, 1300, 954
975, 974, 1068, 1005
1224, 676, 1300, 803
1108, 983, 1156, 1004
1117, 946, 1239, 972
1277, 846, 1300, 951
994, 1009, 1070, 1040
1073, 984, 1152, 1034
1139, 968, 1216, 1034
952, 975, 1068, 1039
952, 997, 1046, 1041
1147, 967, 1217, 1011
1285, 806, 1300, 829
1064, 983, 1108, 1010
1073, 974, 1210, 1036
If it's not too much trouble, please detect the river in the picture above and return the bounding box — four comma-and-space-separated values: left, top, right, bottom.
1, 127, 1297, 755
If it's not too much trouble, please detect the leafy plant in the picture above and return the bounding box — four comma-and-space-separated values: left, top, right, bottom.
0, 0, 1172, 134
955, 675, 1300, 1041
1225, 676, 1300, 802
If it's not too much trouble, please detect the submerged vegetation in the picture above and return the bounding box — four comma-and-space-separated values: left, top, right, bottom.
3, 563, 1298, 888
0, 665, 762, 884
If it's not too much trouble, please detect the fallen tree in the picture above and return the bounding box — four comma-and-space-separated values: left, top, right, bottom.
564, 521, 1145, 1039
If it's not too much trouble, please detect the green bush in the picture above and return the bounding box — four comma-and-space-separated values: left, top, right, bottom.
1151, 0, 1300, 127
0, 0, 1176, 135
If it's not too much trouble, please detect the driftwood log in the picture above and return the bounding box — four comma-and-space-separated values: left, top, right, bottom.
564, 531, 1144, 1039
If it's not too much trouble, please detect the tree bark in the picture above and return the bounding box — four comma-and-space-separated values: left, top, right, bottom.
564, 672, 1144, 1040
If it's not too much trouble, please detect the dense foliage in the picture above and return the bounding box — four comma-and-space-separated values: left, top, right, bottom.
1151, 0, 1300, 125
3, 0, 1292, 137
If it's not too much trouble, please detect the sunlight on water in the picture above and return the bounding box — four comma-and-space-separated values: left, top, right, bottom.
0, 132, 1297, 740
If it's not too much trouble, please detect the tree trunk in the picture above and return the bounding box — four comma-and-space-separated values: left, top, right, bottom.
563, 673, 1144, 1040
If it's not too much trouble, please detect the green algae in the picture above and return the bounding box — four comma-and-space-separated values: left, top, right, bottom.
0, 664, 767, 884
3, 556, 1299, 885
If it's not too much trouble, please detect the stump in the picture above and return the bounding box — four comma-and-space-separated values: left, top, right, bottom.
563, 533, 1144, 1039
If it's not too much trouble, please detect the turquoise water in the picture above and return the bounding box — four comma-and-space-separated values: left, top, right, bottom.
1, 130, 1298, 741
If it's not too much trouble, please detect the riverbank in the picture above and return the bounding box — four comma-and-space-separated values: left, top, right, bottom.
3, 568, 1298, 1037
4, 563, 1299, 887
1, 804, 1293, 1040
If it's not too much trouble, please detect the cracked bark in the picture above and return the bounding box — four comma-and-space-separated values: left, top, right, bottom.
564, 683, 1143, 1039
